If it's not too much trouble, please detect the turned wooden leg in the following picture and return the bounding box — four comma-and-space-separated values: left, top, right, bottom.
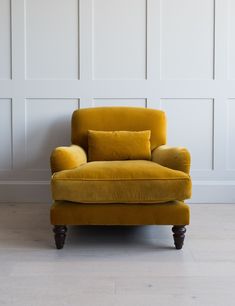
53, 225, 67, 249
172, 225, 186, 250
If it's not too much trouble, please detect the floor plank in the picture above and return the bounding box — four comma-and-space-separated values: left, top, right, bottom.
0, 203, 235, 306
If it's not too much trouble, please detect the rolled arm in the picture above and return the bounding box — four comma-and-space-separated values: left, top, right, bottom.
50, 145, 87, 173
151, 145, 191, 174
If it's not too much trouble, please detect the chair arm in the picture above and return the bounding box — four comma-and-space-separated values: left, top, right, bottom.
50, 145, 87, 173
151, 145, 191, 174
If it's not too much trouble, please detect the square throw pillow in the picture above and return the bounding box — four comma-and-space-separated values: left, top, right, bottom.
88, 130, 151, 161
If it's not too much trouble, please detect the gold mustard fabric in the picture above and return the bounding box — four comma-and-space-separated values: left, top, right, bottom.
51, 160, 192, 203
50, 200, 190, 225
152, 145, 191, 174
50, 145, 87, 173
88, 130, 151, 161
71, 107, 166, 152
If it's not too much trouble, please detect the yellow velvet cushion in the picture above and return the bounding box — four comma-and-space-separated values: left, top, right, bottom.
71, 107, 166, 152
51, 160, 192, 203
88, 130, 151, 161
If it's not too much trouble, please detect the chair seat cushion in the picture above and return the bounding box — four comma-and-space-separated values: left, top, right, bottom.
51, 160, 192, 203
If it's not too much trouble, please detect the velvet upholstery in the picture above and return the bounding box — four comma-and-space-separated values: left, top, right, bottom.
50, 107, 191, 248
71, 107, 166, 151
152, 145, 191, 174
51, 200, 190, 226
51, 160, 191, 203
88, 130, 151, 161
50, 145, 87, 173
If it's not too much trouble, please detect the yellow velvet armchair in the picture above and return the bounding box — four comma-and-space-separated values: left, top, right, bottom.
50, 107, 192, 249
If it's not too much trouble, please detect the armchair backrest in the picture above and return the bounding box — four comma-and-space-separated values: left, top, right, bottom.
71, 107, 166, 152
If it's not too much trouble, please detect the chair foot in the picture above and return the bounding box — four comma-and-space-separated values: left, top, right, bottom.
53, 225, 67, 249
172, 225, 186, 250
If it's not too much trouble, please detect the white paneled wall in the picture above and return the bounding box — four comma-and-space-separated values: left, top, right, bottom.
161, 99, 214, 171
228, 0, 235, 80
160, 0, 214, 80
93, 99, 146, 108
93, 0, 147, 79
26, 0, 79, 79
0, 99, 12, 169
0, 0, 234, 203
25, 99, 79, 170
0, 0, 11, 79
227, 100, 235, 170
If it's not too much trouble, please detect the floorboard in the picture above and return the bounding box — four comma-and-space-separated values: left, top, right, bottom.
0, 203, 235, 306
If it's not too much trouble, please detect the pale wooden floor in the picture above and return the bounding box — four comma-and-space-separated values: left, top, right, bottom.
0, 203, 235, 306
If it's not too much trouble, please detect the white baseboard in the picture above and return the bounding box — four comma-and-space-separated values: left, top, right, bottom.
189, 181, 235, 204
0, 180, 235, 204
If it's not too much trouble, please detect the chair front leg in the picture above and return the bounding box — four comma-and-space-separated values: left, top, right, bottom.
172, 225, 186, 250
53, 225, 67, 249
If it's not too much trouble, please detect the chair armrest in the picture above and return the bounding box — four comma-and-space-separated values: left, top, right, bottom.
151, 145, 191, 174
50, 145, 87, 173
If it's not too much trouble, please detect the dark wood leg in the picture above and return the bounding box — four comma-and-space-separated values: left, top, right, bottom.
53, 225, 67, 249
172, 225, 186, 250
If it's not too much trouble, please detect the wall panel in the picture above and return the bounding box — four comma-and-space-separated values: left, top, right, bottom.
0, 99, 12, 169
160, 0, 214, 80
25, 99, 78, 170
228, 0, 235, 80
92, 0, 147, 80
0, 0, 11, 79
161, 99, 214, 171
25, 0, 79, 79
93, 98, 146, 107
227, 99, 235, 169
